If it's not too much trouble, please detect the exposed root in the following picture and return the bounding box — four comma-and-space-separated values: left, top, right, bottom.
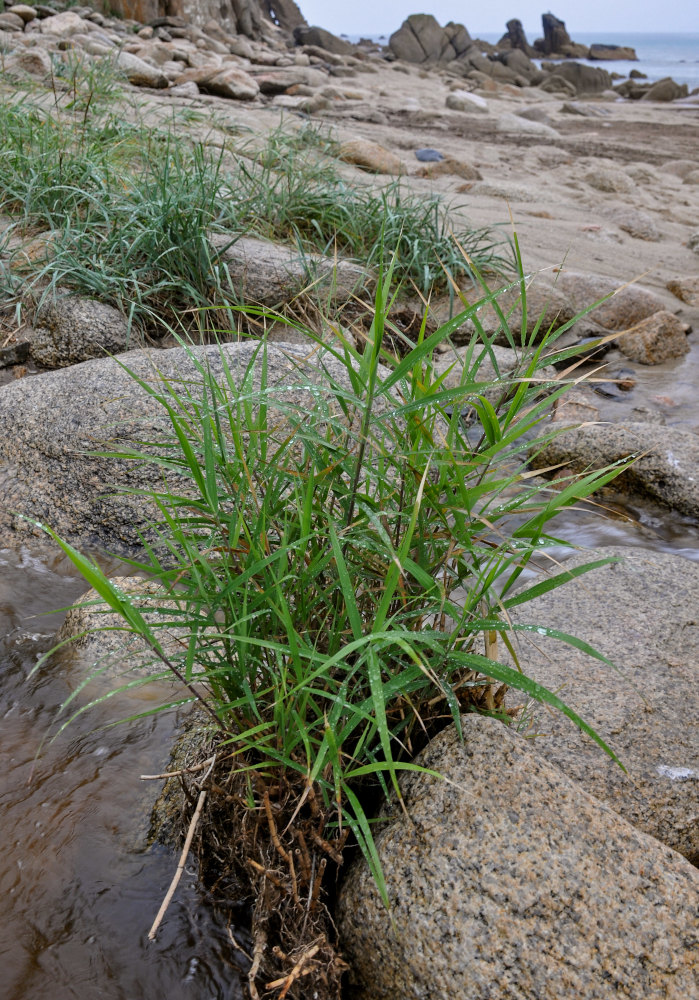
165, 739, 348, 1000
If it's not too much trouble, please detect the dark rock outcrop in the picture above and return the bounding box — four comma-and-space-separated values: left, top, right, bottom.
259, 0, 306, 32
534, 13, 589, 59
388, 14, 473, 64
496, 18, 535, 57
589, 43, 638, 61
292, 25, 352, 55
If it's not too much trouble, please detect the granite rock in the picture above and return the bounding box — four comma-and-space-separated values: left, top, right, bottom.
504, 547, 699, 864
27, 294, 137, 368
616, 310, 689, 364
338, 714, 699, 1000
667, 275, 699, 306
0, 342, 392, 554
337, 138, 404, 175
555, 271, 667, 329
529, 420, 699, 517
208, 234, 368, 306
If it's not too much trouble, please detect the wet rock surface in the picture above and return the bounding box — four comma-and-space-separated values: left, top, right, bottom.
530, 420, 699, 517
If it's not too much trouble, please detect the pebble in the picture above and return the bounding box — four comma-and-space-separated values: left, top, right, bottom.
414, 148, 444, 162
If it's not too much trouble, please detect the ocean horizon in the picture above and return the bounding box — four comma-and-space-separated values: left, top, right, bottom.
344, 31, 699, 90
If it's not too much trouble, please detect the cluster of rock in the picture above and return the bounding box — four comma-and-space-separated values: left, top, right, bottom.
0, 3, 693, 105
0, 0, 378, 109
388, 12, 691, 102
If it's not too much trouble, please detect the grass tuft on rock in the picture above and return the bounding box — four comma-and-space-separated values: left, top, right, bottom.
42, 244, 629, 999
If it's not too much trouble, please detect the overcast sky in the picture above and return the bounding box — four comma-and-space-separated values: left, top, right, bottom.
298, 2, 697, 37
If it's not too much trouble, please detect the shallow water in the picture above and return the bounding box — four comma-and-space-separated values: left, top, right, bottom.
0, 547, 245, 1000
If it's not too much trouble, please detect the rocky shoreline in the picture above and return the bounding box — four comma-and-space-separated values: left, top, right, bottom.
1, 3, 698, 999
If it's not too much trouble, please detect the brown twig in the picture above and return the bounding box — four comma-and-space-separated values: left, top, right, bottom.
148, 788, 207, 941
140, 755, 217, 780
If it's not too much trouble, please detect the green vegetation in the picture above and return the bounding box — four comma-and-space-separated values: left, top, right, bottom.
0, 93, 511, 336
43, 245, 627, 998
5, 72, 626, 999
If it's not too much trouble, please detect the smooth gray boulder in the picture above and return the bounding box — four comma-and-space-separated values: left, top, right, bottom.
529, 421, 699, 517
0, 342, 390, 554
506, 547, 699, 864
338, 714, 699, 1000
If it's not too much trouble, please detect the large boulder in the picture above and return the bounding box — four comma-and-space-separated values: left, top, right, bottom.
641, 77, 689, 102
507, 547, 699, 864
549, 61, 613, 95
208, 234, 369, 305
388, 14, 473, 64
338, 714, 699, 1000
554, 272, 667, 330
0, 342, 388, 555
529, 421, 699, 518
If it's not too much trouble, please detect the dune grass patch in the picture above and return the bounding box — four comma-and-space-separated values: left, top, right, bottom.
0, 98, 512, 338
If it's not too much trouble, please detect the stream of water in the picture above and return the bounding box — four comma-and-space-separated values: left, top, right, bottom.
0, 547, 245, 1000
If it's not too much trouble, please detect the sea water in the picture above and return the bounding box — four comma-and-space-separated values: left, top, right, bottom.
347, 32, 699, 90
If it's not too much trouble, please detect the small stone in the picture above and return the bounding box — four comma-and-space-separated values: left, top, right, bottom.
611, 208, 661, 241
584, 167, 635, 194
446, 89, 488, 113
0, 341, 30, 369
414, 147, 444, 162
415, 157, 482, 181
496, 112, 560, 138
616, 310, 689, 365
7, 5, 37, 23
666, 275, 699, 306
338, 138, 404, 175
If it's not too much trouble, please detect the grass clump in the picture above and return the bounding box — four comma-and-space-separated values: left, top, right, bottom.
44, 246, 627, 999
0, 102, 512, 337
